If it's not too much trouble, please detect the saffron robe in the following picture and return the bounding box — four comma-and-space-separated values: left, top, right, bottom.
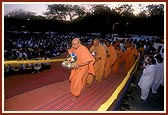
123, 47, 138, 72
112, 48, 124, 74
68, 45, 95, 96
104, 45, 117, 78
87, 44, 106, 84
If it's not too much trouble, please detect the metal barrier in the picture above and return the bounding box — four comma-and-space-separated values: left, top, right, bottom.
4, 58, 65, 65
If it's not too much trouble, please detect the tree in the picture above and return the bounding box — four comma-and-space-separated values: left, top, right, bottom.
73, 5, 86, 18
146, 4, 164, 16
137, 10, 147, 18
91, 4, 112, 15
115, 4, 134, 17
44, 4, 86, 21
5, 9, 45, 20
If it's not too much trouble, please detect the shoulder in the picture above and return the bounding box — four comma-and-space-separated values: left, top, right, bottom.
100, 44, 106, 49
79, 45, 90, 52
68, 48, 73, 53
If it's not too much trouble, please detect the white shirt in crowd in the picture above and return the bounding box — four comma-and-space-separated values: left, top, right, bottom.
151, 61, 164, 93
138, 64, 157, 100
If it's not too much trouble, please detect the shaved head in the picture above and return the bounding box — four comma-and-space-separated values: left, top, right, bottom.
93, 38, 100, 47
72, 38, 81, 49
72, 38, 81, 44
131, 43, 135, 48
93, 38, 100, 43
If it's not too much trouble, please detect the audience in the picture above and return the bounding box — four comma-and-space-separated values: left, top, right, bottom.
4, 31, 164, 81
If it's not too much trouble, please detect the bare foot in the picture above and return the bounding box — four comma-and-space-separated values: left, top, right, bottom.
72, 96, 76, 101
82, 88, 88, 93
98, 83, 101, 86
81, 88, 85, 92
87, 84, 91, 87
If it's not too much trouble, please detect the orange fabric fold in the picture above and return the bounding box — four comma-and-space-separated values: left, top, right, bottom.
68, 45, 95, 96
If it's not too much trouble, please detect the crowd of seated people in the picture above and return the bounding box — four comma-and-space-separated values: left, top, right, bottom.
4, 31, 100, 75
4, 56, 51, 76
4, 31, 164, 76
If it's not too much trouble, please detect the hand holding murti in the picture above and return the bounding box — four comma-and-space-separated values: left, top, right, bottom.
73, 64, 79, 69
62, 52, 77, 69
62, 60, 76, 69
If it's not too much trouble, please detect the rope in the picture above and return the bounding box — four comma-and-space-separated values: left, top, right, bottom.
4, 58, 65, 65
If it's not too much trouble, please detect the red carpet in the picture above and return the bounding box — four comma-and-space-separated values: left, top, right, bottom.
4, 53, 70, 98
4, 53, 132, 111
31, 66, 127, 111
4, 62, 128, 111
4, 62, 70, 98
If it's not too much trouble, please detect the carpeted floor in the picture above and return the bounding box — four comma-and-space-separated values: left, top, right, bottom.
32, 71, 127, 111
4, 62, 70, 98
4, 62, 128, 111
4, 53, 70, 98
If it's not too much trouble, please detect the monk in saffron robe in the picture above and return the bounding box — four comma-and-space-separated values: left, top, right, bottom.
123, 43, 139, 72
104, 40, 117, 78
125, 40, 132, 49
138, 45, 145, 61
112, 46, 124, 74
87, 38, 106, 85
68, 38, 95, 100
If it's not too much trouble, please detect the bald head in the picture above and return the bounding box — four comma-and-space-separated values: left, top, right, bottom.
72, 38, 81, 49
105, 40, 110, 47
72, 38, 80, 43
131, 43, 135, 48
93, 38, 100, 47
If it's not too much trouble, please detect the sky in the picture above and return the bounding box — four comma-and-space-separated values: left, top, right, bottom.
4, 3, 48, 15
3, 2, 164, 16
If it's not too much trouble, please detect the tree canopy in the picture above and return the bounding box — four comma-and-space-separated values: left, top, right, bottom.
4, 4, 164, 36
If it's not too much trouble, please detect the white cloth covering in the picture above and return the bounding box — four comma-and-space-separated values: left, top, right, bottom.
138, 64, 157, 100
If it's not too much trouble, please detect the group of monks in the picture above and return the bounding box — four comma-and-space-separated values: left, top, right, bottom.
67, 38, 139, 100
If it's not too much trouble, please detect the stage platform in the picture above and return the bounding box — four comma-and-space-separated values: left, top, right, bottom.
4, 56, 139, 112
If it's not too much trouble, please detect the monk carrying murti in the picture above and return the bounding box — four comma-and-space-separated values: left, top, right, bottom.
68, 38, 95, 101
